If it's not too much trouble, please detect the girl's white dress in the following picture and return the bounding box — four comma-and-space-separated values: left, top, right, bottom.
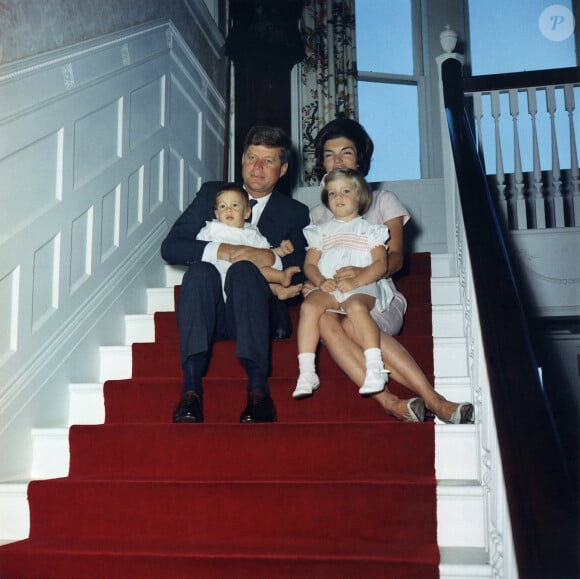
303, 216, 392, 309
310, 189, 410, 334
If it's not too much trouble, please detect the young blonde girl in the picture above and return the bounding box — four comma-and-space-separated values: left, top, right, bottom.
293, 168, 393, 399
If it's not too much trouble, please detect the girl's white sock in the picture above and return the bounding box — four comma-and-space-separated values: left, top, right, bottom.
293, 352, 320, 399
298, 352, 316, 375
360, 347, 388, 394
364, 347, 383, 370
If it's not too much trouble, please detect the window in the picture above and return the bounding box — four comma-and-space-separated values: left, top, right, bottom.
355, 0, 424, 181
468, 0, 576, 75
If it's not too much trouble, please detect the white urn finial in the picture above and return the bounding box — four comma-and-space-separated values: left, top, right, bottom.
440, 25, 458, 53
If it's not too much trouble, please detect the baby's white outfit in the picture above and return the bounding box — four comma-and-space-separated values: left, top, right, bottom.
197, 220, 279, 298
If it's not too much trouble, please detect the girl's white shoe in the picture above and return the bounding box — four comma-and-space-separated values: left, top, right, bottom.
359, 366, 389, 395
292, 373, 320, 399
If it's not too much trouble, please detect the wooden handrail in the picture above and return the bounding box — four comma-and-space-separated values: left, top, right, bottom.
442, 57, 578, 579
463, 66, 580, 93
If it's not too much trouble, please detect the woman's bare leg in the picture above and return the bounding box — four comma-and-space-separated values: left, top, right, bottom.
343, 319, 463, 421
319, 312, 412, 420
319, 312, 465, 421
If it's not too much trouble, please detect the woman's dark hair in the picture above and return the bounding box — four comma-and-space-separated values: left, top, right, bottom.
320, 168, 372, 215
313, 118, 374, 180
243, 125, 292, 165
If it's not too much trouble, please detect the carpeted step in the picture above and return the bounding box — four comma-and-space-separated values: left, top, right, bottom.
130, 336, 434, 379
103, 375, 434, 424
25, 479, 437, 552
68, 421, 435, 480
153, 296, 433, 340
0, 537, 439, 579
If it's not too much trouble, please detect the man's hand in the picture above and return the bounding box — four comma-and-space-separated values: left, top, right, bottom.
230, 246, 275, 267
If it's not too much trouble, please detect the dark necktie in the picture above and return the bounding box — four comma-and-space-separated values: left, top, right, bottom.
247, 199, 258, 223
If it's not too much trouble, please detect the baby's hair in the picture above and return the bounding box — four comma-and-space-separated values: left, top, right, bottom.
214, 183, 249, 209
321, 168, 372, 215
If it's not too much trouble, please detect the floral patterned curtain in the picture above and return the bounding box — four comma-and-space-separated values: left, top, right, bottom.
299, 0, 358, 185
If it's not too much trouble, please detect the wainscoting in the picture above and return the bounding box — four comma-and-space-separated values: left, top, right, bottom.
0, 20, 226, 481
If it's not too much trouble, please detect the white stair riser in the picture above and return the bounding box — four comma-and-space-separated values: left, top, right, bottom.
31, 429, 69, 479
433, 305, 465, 337
431, 254, 457, 278
431, 277, 461, 305
434, 338, 469, 377
435, 425, 479, 480
437, 485, 486, 548
147, 287, 175, 314
125, 315, 155, 345
165, 265, 186, 287
0, 484, 29, 541
99, 346, 132, 382
68, 384, 105, 426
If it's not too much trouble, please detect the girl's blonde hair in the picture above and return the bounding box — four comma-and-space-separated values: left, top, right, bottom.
321, 168, 372, 215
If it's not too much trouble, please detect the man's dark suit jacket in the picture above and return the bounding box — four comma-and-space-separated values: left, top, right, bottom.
161, 181, 310, 276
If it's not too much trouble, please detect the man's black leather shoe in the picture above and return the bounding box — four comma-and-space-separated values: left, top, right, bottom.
172, 391, 203, 423
240, 390, 277, 423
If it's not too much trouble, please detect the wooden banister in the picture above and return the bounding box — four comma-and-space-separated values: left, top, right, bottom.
442, 57, 578, 579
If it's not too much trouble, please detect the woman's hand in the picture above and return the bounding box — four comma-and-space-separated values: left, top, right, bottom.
333, 265, 363, 281
229, 246, 274, 267
319, 278, 337, 292
336, 277, 359, 292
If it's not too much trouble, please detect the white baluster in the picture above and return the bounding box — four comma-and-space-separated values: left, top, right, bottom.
547, 85, 564, 227
491, 91, 508, 227
509, 89, 526, 229
527, 87, 546, 228
564, 84, 580, 226
472, 92, 486, 170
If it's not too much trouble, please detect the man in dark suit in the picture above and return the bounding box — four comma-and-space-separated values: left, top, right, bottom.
161, 126, 310, 424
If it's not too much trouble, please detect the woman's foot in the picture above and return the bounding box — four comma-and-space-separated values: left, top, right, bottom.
375, 391, 425, 422
426, 392, 474, 424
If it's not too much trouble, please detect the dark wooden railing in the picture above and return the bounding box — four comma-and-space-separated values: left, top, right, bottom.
442, 58, 578, 579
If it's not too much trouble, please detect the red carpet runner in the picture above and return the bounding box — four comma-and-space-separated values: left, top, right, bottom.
0, 253, 439, 578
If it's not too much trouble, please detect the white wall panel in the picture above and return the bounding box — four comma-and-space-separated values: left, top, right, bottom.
127, 165, 145, 235
129, 75, 166, 151
168, 147, 185, 211
70, 206, 94, 295
0, 129, 63, 245
0, 267, 20, 363
31, 233, 61, 332
73, 98, 123, 190
170, 76, 203, 161
149, 149, 165, 213
100, 185, 121, 263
